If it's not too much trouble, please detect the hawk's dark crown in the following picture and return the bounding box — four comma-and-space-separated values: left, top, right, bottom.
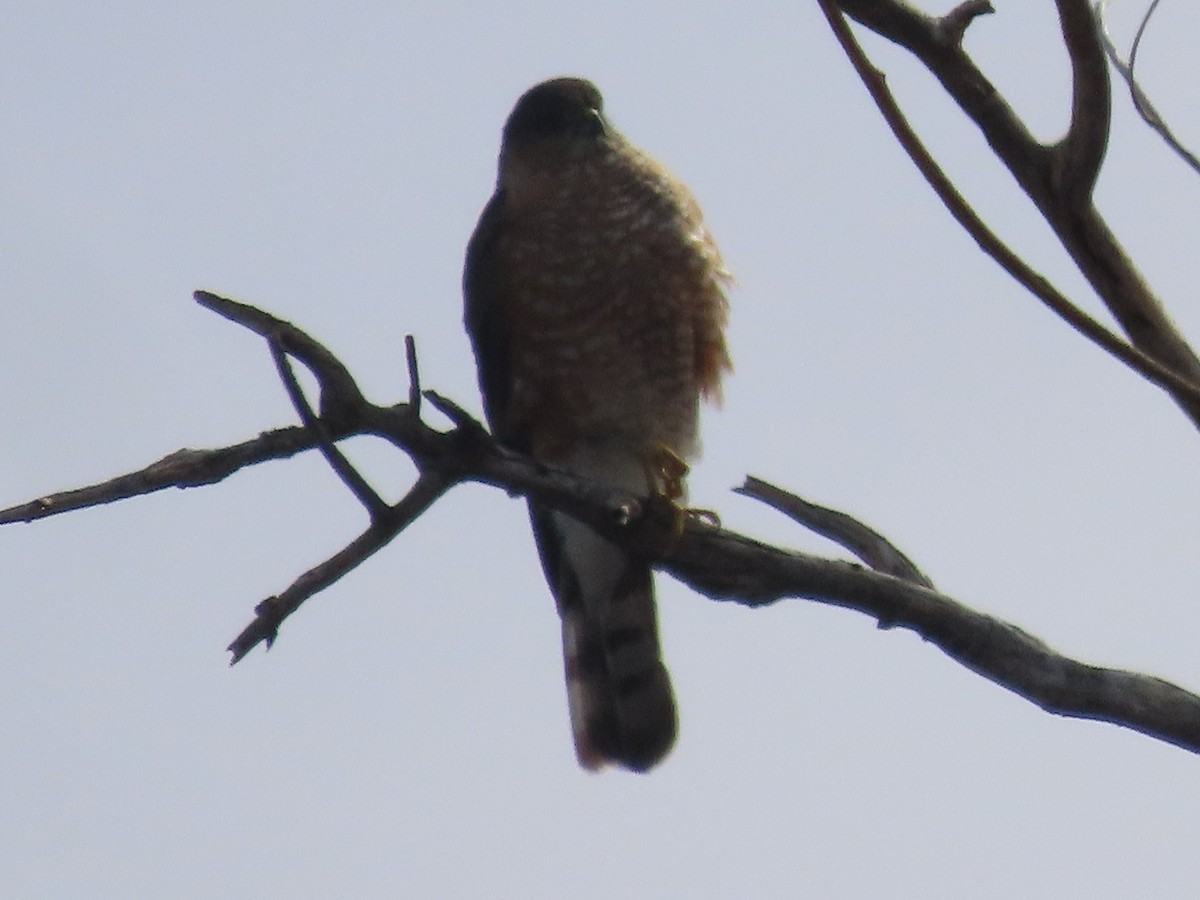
502, 77, 608, 145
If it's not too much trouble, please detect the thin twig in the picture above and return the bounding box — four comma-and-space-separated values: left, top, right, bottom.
735, 476, 934, 590
1095, 0, 1200, 175
1127, 0, 1159, 70
269, 337, 388, 519
405, 334, 422, 413
0, 427, 324, 524
424, 390, 491, 436
227, 470, 453, 663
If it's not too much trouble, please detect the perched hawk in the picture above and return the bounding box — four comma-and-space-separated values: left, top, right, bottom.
463, 77, 731, 772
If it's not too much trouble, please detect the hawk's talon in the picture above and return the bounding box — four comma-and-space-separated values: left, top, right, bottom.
643, 492, 687, 556
644, 442, 690, 503
652, 506, 718, 557
639, 442, 693, 555
685, 507, 721, 530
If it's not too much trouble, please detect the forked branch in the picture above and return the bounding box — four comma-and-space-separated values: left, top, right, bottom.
822, 0, 1200, 424
4, 293, 1200, 755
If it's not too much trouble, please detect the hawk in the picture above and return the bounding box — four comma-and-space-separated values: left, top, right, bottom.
463, 77, 731, 772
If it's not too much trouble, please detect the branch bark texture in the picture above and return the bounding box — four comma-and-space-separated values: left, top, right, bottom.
4, 293, 1199, 756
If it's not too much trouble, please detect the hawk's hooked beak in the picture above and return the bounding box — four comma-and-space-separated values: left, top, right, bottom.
587, 107, 608, 138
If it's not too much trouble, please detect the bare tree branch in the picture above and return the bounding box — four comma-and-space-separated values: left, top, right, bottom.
227, 470, 453, 663
735, 476, 934, 589
940, 0, 992, 45
1096, 0, 1200, 175
815, 0, 1200, 414
268, 336, 389, 519
825, 0, 1200, 425
1058, 0, 1112, 200
6, 293, 1200, 757
661, 516, 1200, 755
0, 426, 324, 524
196, 290, 366, 416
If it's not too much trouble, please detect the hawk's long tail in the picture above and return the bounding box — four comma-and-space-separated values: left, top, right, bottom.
529, 503, 677, 772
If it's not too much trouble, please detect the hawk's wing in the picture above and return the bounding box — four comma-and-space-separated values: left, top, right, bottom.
463, 188, 525, 451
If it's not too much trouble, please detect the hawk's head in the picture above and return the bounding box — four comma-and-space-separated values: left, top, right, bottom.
502, 77, 609, 148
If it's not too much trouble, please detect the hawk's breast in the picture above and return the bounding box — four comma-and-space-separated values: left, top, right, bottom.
498, 142, 730, 465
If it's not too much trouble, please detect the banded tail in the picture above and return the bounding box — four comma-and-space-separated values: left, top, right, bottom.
530, 504, 677, 772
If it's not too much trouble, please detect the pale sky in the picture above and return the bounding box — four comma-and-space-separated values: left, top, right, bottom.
4, 2, 1200, 897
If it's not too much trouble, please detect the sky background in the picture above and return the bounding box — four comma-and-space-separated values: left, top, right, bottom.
4, 2, 1200, 897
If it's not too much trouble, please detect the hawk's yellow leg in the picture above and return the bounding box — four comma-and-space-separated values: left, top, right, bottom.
642, 443, 721, 550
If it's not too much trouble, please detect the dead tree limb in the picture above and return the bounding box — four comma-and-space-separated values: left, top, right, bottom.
822, 0, 1200, 424
1096, 0, 1200, 176
735, 475, 934, 589
4, 292, 1200, 756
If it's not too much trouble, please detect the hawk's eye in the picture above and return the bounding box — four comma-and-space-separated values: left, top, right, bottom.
506, 86, 607, 142
533, 100, 599, 137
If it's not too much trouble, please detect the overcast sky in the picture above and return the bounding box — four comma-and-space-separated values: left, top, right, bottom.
4, 2, 1200, 897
